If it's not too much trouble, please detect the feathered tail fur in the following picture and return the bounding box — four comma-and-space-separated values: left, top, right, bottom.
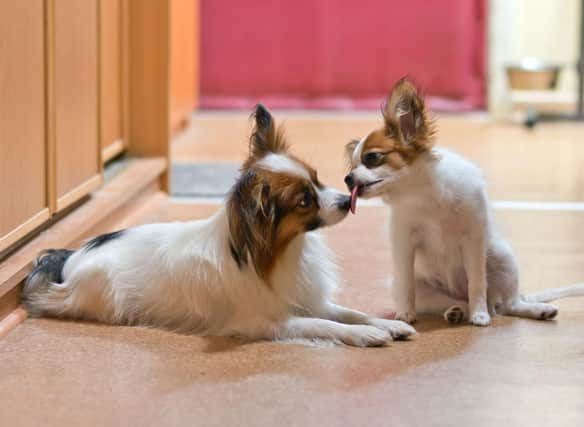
21, 249, 74, 317
524, 283, 584, 303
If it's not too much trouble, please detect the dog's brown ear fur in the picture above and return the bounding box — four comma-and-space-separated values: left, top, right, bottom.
248, 104, 288, 162
227, 169, 276, 280
383, 77, 436, 149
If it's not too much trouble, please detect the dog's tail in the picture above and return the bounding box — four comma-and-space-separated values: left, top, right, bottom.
524, 283, 584, 303
21, 249, 75, 317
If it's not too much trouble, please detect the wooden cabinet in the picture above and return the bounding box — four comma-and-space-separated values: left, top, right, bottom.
170, 0, 199, 133
100, 0, 126, 162
0, 0, 180, 255
1, 0, 105, 252
0, 0, 49, 251
53, 0, 101, 211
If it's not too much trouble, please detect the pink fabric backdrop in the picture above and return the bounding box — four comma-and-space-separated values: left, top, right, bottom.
200, 0, 486, 111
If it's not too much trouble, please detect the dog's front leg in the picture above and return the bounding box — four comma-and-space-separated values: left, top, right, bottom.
321, 303, 416, 340
463, 232, 491, 326
270, 316, 392, 347
391, 225, 417, 324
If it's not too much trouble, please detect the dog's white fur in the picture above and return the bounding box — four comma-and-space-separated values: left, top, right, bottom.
23, 106, 415, 346
25, 196, 413, 346
347, 81, 584, 326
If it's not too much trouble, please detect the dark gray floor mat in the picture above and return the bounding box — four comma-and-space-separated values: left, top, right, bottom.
171, 162, 240, 197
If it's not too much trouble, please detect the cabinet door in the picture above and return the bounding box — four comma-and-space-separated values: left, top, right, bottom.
170, 0, 198, 133
100, 0, 125, 162
0, 0, 49, 252
53, 0, 101, 212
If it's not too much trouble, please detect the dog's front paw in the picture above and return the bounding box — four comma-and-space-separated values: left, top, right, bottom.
340, 325, 391, 347
395, 311, 417, 325
470, 311, 491, 326
370, 319, 417, 340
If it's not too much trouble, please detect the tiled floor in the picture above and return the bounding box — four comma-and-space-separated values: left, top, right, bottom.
2, 114, 584, 426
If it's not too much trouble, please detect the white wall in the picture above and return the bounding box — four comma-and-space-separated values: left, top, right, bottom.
488, 0, 581, 119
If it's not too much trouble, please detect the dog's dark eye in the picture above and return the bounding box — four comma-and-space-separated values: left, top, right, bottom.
298, 191, 312, 208
363, 152, 384, 168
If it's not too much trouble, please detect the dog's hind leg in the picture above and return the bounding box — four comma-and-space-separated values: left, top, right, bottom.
486, 242, 558, 321
415, 281, 469, 324
501, 297, 558, 320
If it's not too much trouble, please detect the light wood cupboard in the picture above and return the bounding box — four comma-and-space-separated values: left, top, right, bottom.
0, 0, 50, 251
1, 0, 108, 253
53, 0, 102, 211
170, 0, 199, 133
0, 0, 195, 255
1, 0, 203, 333
100, 0, 126, 162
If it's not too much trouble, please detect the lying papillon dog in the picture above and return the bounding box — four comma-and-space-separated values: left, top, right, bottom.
344, 78, 584, 326
22, 104, 415, 346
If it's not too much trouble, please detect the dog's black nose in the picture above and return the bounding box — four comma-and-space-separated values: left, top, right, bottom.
336, 195, 351, 211
344, 173, 355, 190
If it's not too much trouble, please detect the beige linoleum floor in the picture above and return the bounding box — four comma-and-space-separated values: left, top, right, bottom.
2, 114, 584, 427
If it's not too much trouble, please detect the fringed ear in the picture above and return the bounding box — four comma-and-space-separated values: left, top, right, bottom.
249, 103, 288, 159
344, 139, 359, 169
383, 77, 436, 148
227, 169, 277, 280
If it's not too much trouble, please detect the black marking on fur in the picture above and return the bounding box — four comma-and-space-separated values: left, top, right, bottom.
84, 230, 125, 251
30, 249, 75, 284
273, 204, 284, 229
540, 308, 558, 320
230, 241, 243, 269
335, 195, 351, 211
305, 217, 323, 232
254, 103, 272, 129
227, 170, 257, 269
390, 331, 409, 341
249, 104, 274, 157
445, 306, 465, 324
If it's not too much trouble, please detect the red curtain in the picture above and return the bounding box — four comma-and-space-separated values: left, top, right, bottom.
200, 0, 486, 111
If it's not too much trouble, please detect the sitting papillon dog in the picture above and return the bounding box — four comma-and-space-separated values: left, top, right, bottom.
344, 78, 584, 326
22, 104, 415, 346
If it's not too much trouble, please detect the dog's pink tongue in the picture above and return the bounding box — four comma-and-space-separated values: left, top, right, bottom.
350, 186, 360, 214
